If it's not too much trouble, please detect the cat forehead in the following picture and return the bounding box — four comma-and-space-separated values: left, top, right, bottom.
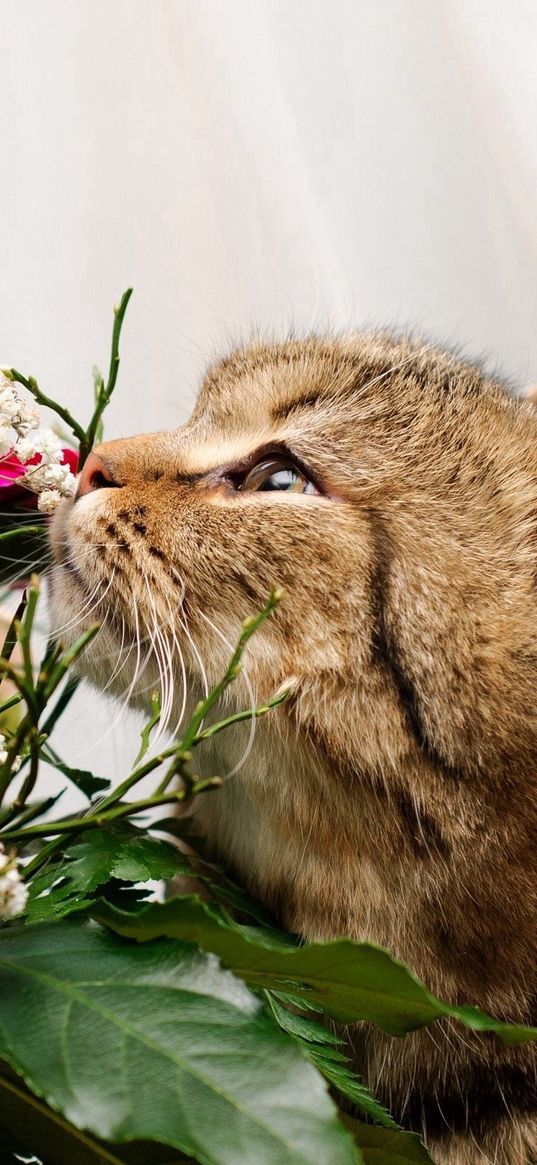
169, 333, 518, 476
190, 333, 426, 434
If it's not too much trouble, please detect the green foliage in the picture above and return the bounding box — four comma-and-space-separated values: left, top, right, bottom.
26, 823, 186, 921
0, 920, 358, 1165
94, 893, 537, 1044
41, 742, 110, 799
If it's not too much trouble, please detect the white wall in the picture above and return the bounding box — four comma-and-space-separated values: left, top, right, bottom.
1, 0, 537, 790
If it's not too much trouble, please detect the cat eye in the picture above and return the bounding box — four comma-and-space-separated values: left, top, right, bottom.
239, 456, 318, 494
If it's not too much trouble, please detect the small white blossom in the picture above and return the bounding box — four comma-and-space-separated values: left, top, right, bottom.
34, 429, 63, 462
16, 405, 41, 435
0, 385, 40, 434
14, 436, 37, 463
42, 433, 63, 461
42, 460, 70, 486
0, 388, 20, 420
0, 423, 12, 458
0, 845, 28, 921
37, 487, 63, 513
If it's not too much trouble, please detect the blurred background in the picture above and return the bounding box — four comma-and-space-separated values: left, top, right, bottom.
1, 0, 536, 792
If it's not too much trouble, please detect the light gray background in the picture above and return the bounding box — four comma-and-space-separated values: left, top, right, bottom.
1, 0, 536, 792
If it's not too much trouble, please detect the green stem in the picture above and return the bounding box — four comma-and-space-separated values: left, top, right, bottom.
5, 370, 86, 446
0, 710, 33, 801
40, 624, 100, 699
1, 778, 221, 841
18, 583, 40, 689
0, 594, 27, 663
194, 688, 289, 743
14, 731, 40, 810
92, 742, 181, 812
0, 527, 45, 542
21, 834, 68, 879
79, 288, 133, 467
0, 660, 39, 720
180, 589, 283, 754
0, 693, 22, 716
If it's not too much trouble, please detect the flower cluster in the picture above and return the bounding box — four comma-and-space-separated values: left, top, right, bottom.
0, 841, 28, 921
0, 373, 77, 512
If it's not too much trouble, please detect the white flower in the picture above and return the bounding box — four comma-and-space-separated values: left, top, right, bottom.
37, 488, 63, 513
16, 405, 41, 435
0, 387, 20, 421
15, 426, 62, 462
42, 460, 70, 487
0, 845, 28, 921
37, 429, 63, 462
0, 423, 12, 458
61, 471, 77, 495
0, 385, 40, 434
14, 435, 37, 463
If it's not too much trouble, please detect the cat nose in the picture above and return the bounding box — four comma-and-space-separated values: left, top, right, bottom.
76, 452, 121, 498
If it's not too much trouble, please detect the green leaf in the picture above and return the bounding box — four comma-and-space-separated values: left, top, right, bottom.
266, 994, 397, 1127
27, 825, 186, 922
95, 895, 537, 1045
347, 1122, 433, 1165
41, 745, 110, 799
0, 920, 359, 1165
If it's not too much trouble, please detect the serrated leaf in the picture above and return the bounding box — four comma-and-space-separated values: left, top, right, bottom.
0, 920, 360, 1165
266, 994, 397, 1127
42, 747, 110, 798
94, 895, 537, 1044
26, 825, 186, 922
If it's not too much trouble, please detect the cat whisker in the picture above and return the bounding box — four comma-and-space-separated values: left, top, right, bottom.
48, 569, 116, 638
144, 581, 175, 746
162, 589, 190, 743
198, 608, 258, 780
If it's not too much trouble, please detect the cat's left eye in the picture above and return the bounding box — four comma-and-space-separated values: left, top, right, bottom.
239, 456, 318, 494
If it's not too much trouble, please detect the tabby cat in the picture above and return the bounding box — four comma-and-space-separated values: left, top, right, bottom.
49, 332, 537, 1164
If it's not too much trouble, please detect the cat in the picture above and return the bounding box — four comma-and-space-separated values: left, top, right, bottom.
49, 330, 537, 1164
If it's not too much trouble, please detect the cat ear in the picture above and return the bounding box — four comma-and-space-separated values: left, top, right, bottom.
522, 384, 537, 404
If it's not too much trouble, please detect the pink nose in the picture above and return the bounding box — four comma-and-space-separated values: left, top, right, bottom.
76, 452, 120, 498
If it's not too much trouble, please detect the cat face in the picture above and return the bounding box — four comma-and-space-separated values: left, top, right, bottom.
48, 331, 537, 781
